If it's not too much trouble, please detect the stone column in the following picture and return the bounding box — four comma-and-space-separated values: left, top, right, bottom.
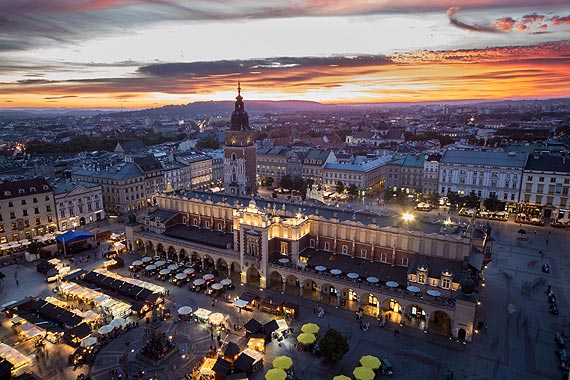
424, 313, 430, 331
337, 295, 341, 307
227, 266, 231, 278
282, 281, 286, 294
299, 281, 304, 297
291, 240, 300, 265
317, 286, 322, 302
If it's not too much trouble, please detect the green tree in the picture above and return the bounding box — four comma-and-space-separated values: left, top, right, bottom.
280, 175, 293, 190
347, 184, 359, 196
446, 191, 461, 208
28, 241, 42, 259
196, 136, 220, 150
336, 181, 345, 194
463, 191, 480, 209
318, 328, 350, 364
483, 195, 504, 211
262, 177, 274, 187
428, 192, 440, 207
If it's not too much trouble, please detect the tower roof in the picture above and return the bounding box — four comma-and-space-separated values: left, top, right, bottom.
231, 80, 250, 131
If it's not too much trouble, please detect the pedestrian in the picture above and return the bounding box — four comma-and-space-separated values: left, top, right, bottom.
16, 279, 19, 287
210, 331, 214, 340
546, 239, 549, 246
394, 329, 397, 336
14, 271, 17, 279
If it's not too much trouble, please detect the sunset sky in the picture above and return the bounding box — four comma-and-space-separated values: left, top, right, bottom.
1, 0, 569, 108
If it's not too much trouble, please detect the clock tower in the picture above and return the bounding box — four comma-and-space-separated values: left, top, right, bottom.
224, 82, 257, 196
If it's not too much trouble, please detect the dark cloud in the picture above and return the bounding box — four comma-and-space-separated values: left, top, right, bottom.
138, 56, 392, 77
43, 95, 78, 99
521, 14, 545, 24
447, 7, 503, 33
550, 16, 570, 26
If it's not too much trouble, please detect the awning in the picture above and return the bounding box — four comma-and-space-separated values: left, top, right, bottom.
233, 299, 249, 308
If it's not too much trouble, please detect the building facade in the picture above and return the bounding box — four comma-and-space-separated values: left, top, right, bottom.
322, 156, 390, 192
0, 178, 57, 243
423, 154, 441, 195
439, 150, 527, 202
257, 147, 288, 186
126, 190, 493, 342
53, 182, 105, 231
520, 153, 570, 221
301, 149, 336, 184
224, 83, 257, 196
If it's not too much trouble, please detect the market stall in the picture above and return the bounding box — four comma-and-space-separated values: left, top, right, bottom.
247, 337, 265, 353
208, 312, 225, 326
194, 308, 212, 323
0, 343, 33, 377
177, 306, 193, 321
200, 357, 217, 379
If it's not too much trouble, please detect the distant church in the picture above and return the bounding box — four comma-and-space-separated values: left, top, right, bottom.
223, 82, 257, 195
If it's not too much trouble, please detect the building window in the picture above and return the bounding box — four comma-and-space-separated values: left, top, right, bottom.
218, 223, 223, 231
8, 202, 13, 207
33, 198, 38, 203
9, 212, 15, 219
441, 276, 451, 289
309, 239, 315, 248
205, 221, 210, 229
360, 249, 367, 258
21, 200, 26, 205
324, 241, 330, 251
280, 242, 288, 255
418, 272, 426, 284
193, 219, 198, 226
402, 257, 408, 266
341, 245, 348, 254
22, 210, 28, 216
380, 252, 387, 262
36, 218, 41, 225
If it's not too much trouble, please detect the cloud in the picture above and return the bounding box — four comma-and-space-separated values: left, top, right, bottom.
43, 95, 78, 99
550, 16, 570, 26
447, 7, 503, 33
492, 17, 516, 32
521, 14, 545, 24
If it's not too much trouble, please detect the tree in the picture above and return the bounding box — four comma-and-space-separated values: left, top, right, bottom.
446, 191, 461, 209
428, 192, 440, 207
347, 184, 359, 196
336, 181, 345, 194
262, 177, 274, 187
28, 241, 42, 259
462, 191, 480, 209
280, 175, 293, 190
196, 136, 220, 150
318, 328, 349, 364
483, 195, 504, 211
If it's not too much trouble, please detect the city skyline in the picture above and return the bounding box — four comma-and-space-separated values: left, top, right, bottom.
1, 0, 570, 109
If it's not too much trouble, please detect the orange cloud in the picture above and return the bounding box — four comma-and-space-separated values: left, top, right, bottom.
1, 42, 569, 108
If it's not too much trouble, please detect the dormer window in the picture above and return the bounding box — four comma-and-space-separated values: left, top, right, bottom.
417, 265, 428, 284
42, 185, 49, 191
18, 188, 25, 195
4, 191, 10, 196
441, 270, 452, 289
29, 187, 36, 193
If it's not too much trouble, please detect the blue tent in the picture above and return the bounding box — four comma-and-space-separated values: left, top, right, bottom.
56, 230, 95, 244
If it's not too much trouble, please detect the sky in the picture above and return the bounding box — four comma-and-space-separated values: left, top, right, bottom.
0, 0, 569, 109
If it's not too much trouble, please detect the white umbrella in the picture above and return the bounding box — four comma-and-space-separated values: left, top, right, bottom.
19, 239, 30, 244
175, 273, 187, 280
278, 258, 290, 264
193, 279, 205, 286
183, 268, 195, 275
407, 286, 421, 293
330, 269, 342, 275
211, 283, 223, 290
131, 260, 143, 266
178, 306, 193, 315
98, 325, 114, 335
154, 260, 166, 267
347, 273, 359, 279
142, 257, 152, 263
297, 262, 308, 268
386, 281, 399, 288
367, 277, 379, 283
110, 318, 126, 328
159, 269, 171, 275
203, 274, 214, 281
168, 264, 178, 271
209, 312, 225, 325
145, 265, 157, 271
220, 278, 232, 286
427, 289, 441, 297
315, 266, 327, 272
80, 337, 98, 347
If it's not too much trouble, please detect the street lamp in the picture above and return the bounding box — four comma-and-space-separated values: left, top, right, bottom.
402, 212, 415, 222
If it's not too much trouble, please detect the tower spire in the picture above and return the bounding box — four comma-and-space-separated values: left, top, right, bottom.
238, 78, 241, 96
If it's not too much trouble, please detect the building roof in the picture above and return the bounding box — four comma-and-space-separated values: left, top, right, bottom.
441, 150, 528, 168
257, 147, 288, 156
407, 254, 463, 282
323, 156, 391, 173
73, 162, 143, 180
115, 140, 145, 153
133, 156, 162, 172
0, 178, 52, 200
164, 224, 234, 249
402, 154, 425, 168
525, 153, 570, 173
303, 149, 332, 165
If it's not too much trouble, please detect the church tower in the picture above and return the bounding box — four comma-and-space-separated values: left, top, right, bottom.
224, 82, 257, 195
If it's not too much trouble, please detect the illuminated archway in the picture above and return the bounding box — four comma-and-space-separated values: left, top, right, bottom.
430, 310, 452, 336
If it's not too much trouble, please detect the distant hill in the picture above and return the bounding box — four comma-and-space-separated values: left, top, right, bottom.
105, 100, 335, 118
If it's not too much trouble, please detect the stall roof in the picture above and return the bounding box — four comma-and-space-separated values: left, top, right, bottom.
62, 269, 86, 282
56, 230, 94, 244
234, 352, 255, 372
244, 318, 262, 334
223, 342, 241, 359
65, 323, 91, 340
212, 358, 232, 375
263, 320, 279, 334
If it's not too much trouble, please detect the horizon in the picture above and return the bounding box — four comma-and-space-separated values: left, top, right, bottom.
1, 1, 569, 108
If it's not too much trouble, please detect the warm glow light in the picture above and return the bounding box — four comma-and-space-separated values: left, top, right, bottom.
402, 213, 415, 222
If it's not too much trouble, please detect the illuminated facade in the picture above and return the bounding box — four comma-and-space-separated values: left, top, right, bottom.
126, 191, 492, 342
